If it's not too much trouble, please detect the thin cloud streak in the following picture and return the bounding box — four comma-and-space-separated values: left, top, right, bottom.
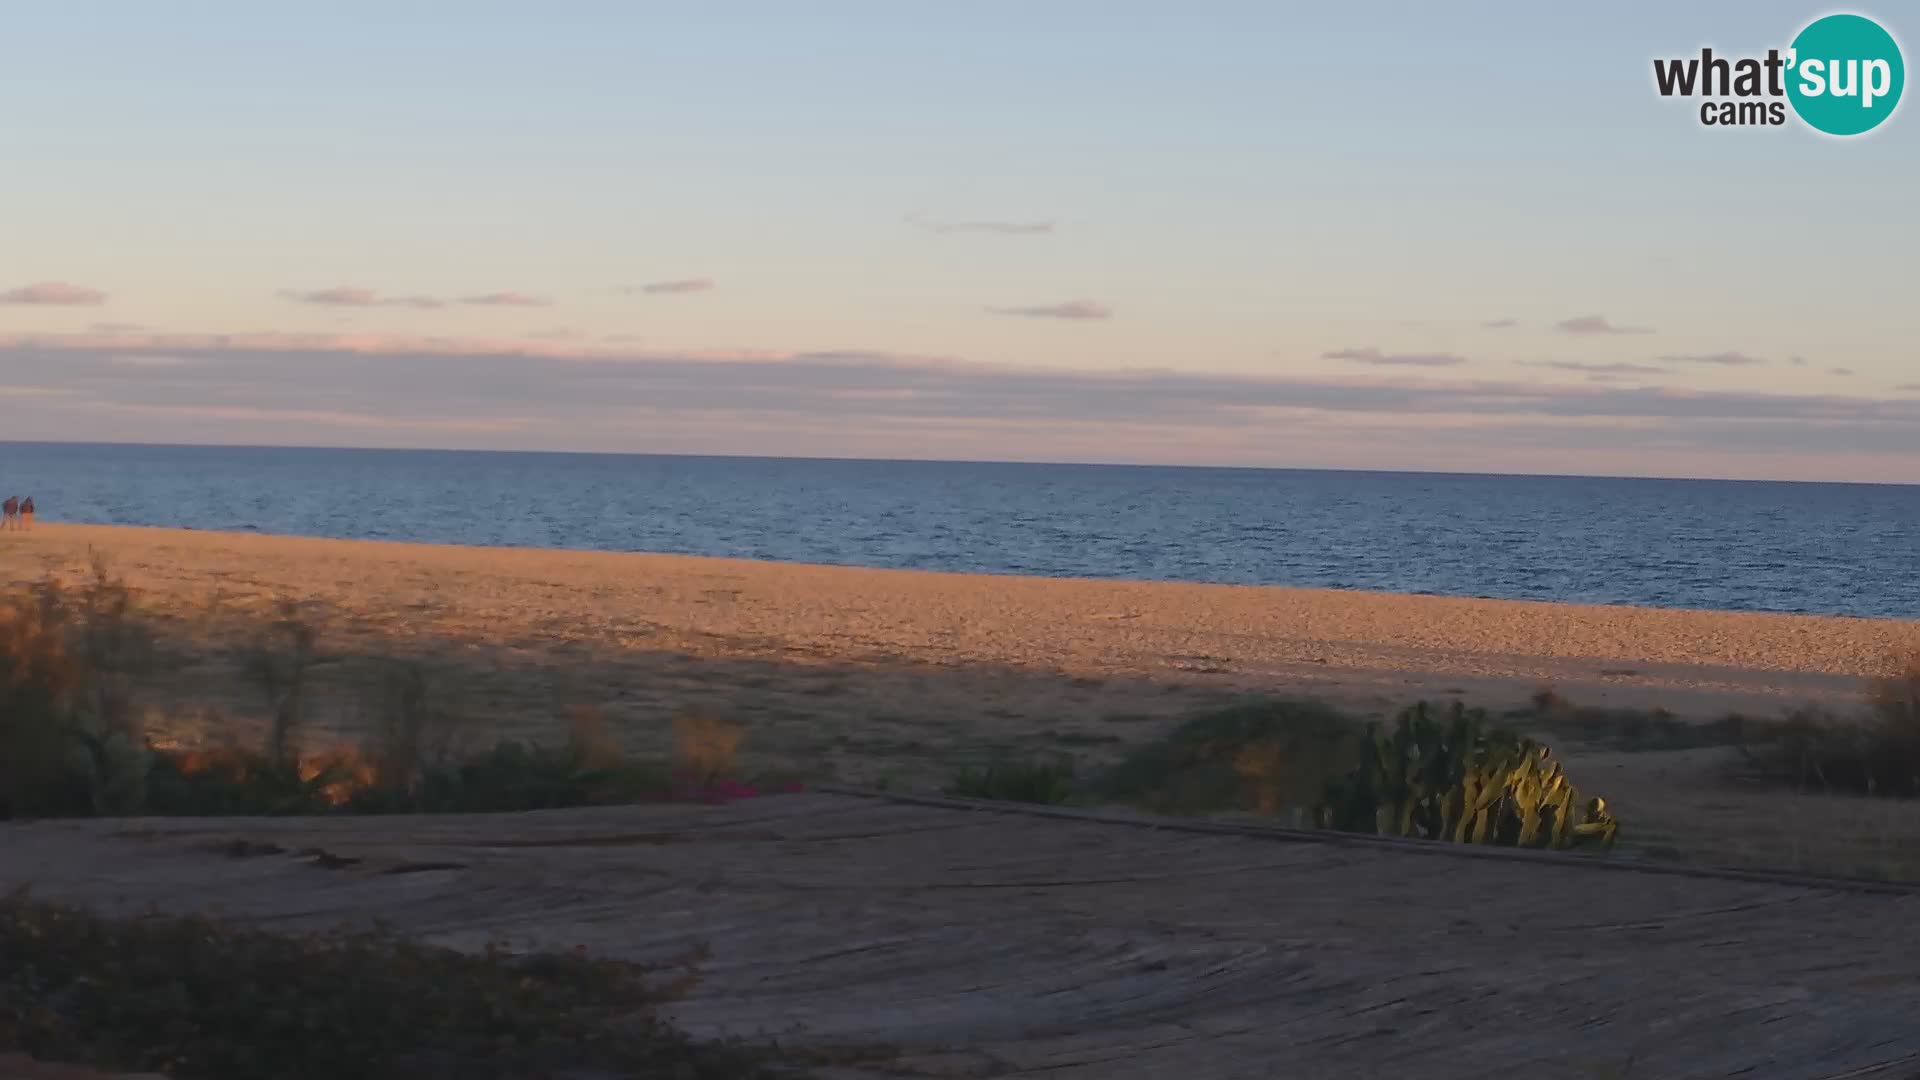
634, 278, 715, 295
986, 300, 1111, 320
1323, 346, 1468, 367
1657, 351, 1766, 366
1483, 318, 1519, 329
1, 282, 108, 306
459, 292, 551, 308
1525, 361, 1668, 375
280, 287, 444, 309
1555, 314, 1653, 335
4, 332, 1917, 428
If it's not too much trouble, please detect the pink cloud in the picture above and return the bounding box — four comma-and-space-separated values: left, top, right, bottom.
1, 281, 108, 306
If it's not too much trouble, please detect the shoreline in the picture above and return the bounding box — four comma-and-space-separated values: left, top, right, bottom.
1, 524, 1911, 724
18, 518, 1920, 626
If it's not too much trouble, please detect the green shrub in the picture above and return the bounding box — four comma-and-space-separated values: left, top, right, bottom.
0, 892, 771, 1079
945, 758, 1077, 804
370, 738, 673, 814
1508, 695, 1756, 753
0, 557, 152, 819
1732, 655, 1920, 798
1096, 699, 1363, 816
242, 597, 319, 769
1320, 701, 1618, 850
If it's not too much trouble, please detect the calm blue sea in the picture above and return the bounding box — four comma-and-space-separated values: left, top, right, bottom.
3, 442, 1915, 619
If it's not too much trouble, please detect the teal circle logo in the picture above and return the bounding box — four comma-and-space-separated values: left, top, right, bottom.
1787, 13, 1905, 136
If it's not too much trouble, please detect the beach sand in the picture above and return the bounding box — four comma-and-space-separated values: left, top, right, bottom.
5, 522, 1919, 876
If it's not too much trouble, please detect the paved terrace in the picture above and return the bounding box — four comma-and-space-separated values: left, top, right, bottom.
4, 792, 1917, 1079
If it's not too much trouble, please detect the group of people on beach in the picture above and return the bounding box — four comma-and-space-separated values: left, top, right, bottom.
2, 496, 34, 530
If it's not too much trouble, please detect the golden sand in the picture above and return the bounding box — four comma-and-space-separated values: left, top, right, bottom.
5, 522, 1920, 876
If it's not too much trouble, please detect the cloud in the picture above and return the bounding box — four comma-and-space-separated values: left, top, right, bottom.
459, 292, 551, 308
1790, 355, 1809, 366
280, 287, 444, 309
1, 282, 108, 306
1482, 318, 1519, 329
910, 214, 1054, 235
987, 300, 1111, 321
1896, 384, 1920, 392
633, 278, 715, 295
8, 331, 1920, 479
1656, 351, 1766, 367
109, 354, 199, 369
1524, 361, 1668, 375
1555, 315, 1652, 336
1830, 367, 1855, 376
90, 321, 145, 333
1322, 346, 1468, 367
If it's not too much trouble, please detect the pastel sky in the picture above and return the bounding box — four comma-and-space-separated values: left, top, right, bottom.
3, 1, 1916, 481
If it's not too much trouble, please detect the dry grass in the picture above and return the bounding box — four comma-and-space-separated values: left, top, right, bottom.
673, 710, 745, 783
0, 562, 777, 818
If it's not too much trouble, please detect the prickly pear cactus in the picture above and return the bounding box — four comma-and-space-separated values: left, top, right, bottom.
1320, 701, 1618, 852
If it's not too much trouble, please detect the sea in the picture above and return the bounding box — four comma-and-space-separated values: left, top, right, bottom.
3, 442, 1916, 619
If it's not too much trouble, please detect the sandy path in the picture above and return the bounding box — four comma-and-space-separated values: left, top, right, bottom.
8, 795, 1920, 1078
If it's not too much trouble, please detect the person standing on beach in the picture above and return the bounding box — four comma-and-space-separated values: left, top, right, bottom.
1, 496, 16, 530
19, 497, 33, 530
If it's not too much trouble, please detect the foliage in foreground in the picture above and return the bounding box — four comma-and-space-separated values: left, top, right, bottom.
0, 893, 772, 1080
1095, 699, 1362, 817
0, 562, 795, 819
1322, 701, 1618, 850
959, 699, 1620, 852
944, 758, 1077, 804
1735, 659, 1920, 798
1519, 662, 1920, 801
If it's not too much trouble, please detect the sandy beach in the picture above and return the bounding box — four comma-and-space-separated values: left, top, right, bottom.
5, 521, 1920, 876
4, 523, 1914, 755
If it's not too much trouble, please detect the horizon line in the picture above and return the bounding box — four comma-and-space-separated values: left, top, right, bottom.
2, 437, 1915, 490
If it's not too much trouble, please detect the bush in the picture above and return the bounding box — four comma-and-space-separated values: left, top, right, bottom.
0, 892, 771, 1079
1507, 693, 1756, 753
0, 567, 790, 818
242, 598, 319, 769
1096, 699, 1363, 817
945, 758, 1077, 804
0, 557, 152, 819
1735, 654, 1920, 798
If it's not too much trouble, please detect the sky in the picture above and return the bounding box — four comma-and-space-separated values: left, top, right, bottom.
2, 1, 1916, 481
